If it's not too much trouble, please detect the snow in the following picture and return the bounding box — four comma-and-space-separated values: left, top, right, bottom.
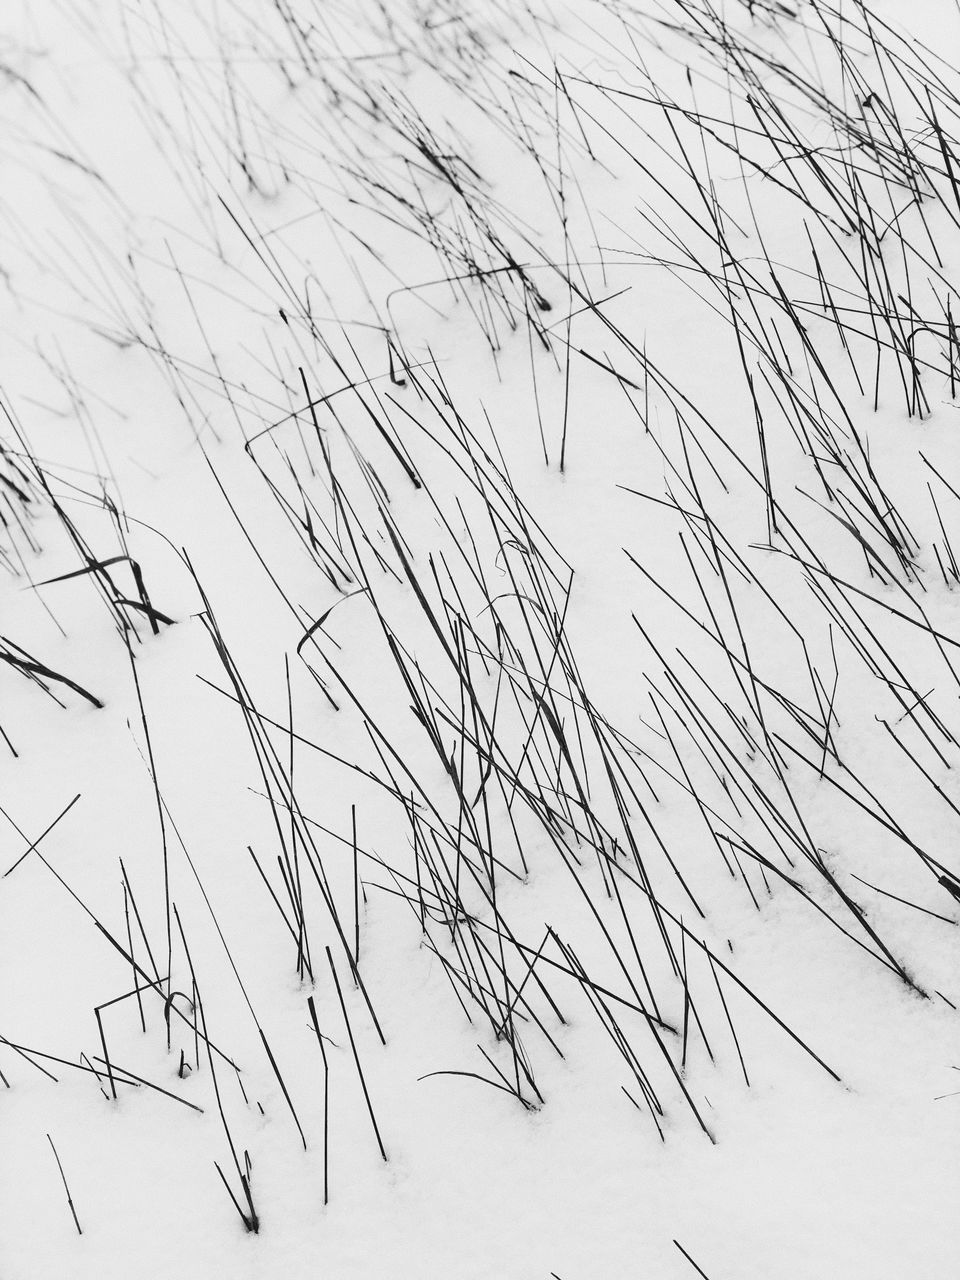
1, 0, 958, 1276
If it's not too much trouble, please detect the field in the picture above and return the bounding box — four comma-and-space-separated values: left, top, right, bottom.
1, 0, 959, 1275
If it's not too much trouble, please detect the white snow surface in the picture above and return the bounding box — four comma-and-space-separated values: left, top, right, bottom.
0, 0, 958, 1276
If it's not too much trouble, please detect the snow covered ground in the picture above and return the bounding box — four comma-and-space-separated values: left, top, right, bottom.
1, 0, 958, 1275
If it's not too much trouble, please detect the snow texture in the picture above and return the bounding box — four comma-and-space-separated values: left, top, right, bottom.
0, 0, 958, 1276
